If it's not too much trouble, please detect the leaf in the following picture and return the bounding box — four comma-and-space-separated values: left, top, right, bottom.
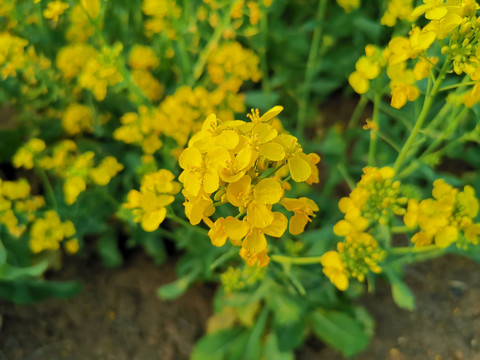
156, 268, 200, 300
262, 332, 294, 360
191, 328, 244, 360
384, 267, 416, 311
244, 90, 280, 111
0, 240, 6, 266
391, 281, 416, 311
0, 279, 82, 304
275, 318, 307, 352
97, 233, 123, 268
310, 309, 370, 357
0, 261, 48, 281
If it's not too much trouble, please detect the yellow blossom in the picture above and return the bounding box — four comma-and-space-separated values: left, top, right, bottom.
321, 251, 349, 291
43, 1, 69, 22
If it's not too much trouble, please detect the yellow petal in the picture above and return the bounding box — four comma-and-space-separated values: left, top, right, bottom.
227, 175, 251, 207
223, 217, 250, 243
247, 201, 274, 228
288, 155, 311, 182
260, 142, 285, 161
435, 226, 458, 248
242, 228, 267, 253
253, 178, 283, 204
289, 213, 308, 235
179, 147, 203, 169
259, 105, 283, 122
203, 168, 220, 194
215, 130, 239, 150
263, 212, 287, 237
141, 208, 167, 232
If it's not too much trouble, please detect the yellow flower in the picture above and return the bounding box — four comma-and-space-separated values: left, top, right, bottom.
56, 44, 97, 79
404, 179, 480, 248
321, 251, 349, 291
123, 169, 180, 232
64, 176, 87, 205
282, 197, 318, 235
43, 1, 69, 22
30, 210, 76, 253
89, 156, 124, 186
13, 138, 46, 169
62, 103, 94, 135
128, 45, 160, 70
336, 0, 360, 13
80, 0, 100, 19
207, 42, 262, 93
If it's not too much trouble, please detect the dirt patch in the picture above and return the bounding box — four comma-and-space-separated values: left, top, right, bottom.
300, 254, 480, 360
1, 252, 480, 359
0, 252, 214, 360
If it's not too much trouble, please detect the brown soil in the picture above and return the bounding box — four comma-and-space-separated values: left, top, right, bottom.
0, 252, 214, 360
1, 252, 480, 360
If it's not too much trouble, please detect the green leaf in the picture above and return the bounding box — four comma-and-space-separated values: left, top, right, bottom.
384, 267, 416, 311
244, 90, 280, 111
391, 281, 416, 311
0, 261, 48, 281
157, 268, 200, 300
262, 332, 294, 360
97, 233, 123, 268
274, 318, 307, 352
0, 239, 6, 266
0, 279, 82, 304
310, 309, 370, 357
191, 328, 244, 360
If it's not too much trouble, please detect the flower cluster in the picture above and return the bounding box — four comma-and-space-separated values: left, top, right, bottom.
14, 139, 124, 205
114, 86, 245, 161
0, 178, 45, 238
0, 32, 28, 79
323, 167, 406, 290
123, 170, 180, 232
207, 41, 262, 93
404, 179, 480, 248
350, 0, 480, 108
30, 210, 78, 254
178, 106, 319, 267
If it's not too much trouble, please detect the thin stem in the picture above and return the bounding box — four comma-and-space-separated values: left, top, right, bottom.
166, 212, 208, 236
271, 254, 323, 265
347, 95, 368, 129
336, 163, 355, 191
259, 4, 271, 99
368, 82, 382, 166
388, 244, 438, 255
377, 130, 401, 153
391, 226, 410, 234
393, 55, 451, 174
37, 168, 58, 210
190, 1, 235, 84
296, 0, 327, 139
438, 81, 477, 92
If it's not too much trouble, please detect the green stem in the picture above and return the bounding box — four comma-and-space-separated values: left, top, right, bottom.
368, 83, 382, 166
347, 95, 368, 129
336, 163, 355, 191
393, 55, 451, 174
259, 4, 271, 99
438, 81, 477, 92
391, 226, 410, 234
296, 0, 327, 139
388, 244, 438, 255
271, 254, 323, 265
260, 163, 286, 179
166, 212, 208, 236
190, 1, 235, 84
37, 168, 58, 210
